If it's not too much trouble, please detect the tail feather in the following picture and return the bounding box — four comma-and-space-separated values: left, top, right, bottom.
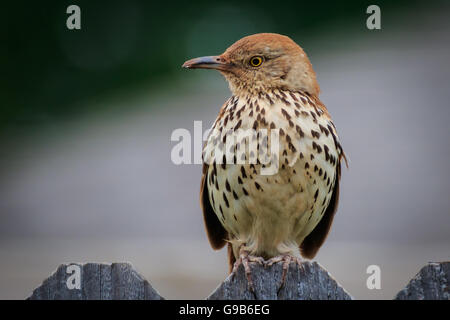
227, 242, 236, 273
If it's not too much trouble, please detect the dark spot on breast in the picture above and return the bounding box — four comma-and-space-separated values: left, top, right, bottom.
242, 187, 249, 196
311, 129, 320, 139
225, 179, 231, 192
240, 166, 247, 179
300, 96, 308, 104
305, 162, 310, 169
313, 107, 321, 118
289, 92, 298, 101
223, 193, 229, 208
281, 109, 291, 120
232, 190, 238, 200
265, 93, 274, 105
221, 155, 226, 169
255, 181, 262, 191
282, 97, 291, 106
312, 141, 322, 153
324, 144, 330, 162
238, 176, 243, 184
289, 142, 296, 152
319, 124, 329, 136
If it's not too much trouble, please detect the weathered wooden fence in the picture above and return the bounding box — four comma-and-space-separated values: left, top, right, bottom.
27, 261, 449, 300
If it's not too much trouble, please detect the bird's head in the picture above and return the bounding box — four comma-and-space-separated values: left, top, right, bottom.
182, 33, 320, 96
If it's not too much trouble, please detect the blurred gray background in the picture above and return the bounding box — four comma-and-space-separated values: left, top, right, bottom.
1, 1, 449, 299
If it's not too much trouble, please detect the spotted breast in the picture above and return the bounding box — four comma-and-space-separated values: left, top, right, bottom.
201, 89, 345, 265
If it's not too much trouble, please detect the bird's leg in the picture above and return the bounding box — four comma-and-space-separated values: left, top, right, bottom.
232, 247, 264, 292
266, 254, 303, 291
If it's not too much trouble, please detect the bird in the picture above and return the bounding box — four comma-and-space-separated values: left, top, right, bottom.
183, 33, 346, 290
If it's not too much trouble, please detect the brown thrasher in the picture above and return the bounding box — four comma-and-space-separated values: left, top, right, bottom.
183, 33, 346, 290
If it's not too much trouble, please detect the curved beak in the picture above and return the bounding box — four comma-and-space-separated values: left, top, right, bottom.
182, 55, 230, 71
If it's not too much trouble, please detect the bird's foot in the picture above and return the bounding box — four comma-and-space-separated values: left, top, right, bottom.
266, 254, 303, 292
232, 250, 264, 292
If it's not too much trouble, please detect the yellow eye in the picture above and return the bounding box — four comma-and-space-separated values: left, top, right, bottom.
249, 56, 264, 67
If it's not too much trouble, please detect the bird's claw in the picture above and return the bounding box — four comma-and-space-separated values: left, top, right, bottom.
265, 254, 303, 292
232, 250, 264, 292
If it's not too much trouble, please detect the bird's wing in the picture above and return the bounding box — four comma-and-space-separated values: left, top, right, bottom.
200, 163, 228, 250
300, 160, 341, 259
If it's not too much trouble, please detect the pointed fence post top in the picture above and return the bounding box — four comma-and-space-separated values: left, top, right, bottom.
207, 261, 353, 300
394, 261, 449, 300
27, 262, 164, 300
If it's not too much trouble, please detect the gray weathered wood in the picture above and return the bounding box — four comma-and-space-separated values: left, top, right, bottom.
394, 261, 449, 300
26, 261, 450, 300
207, 261, 352, 300
27, 262, 164, 300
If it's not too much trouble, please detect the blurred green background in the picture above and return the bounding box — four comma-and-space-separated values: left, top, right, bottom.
2, 0, 416, 135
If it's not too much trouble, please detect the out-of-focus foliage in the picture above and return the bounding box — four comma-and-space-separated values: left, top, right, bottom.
1, 0, 417, 133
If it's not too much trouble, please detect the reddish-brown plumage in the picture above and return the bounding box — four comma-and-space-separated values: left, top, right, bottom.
184, 33, 346, 278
